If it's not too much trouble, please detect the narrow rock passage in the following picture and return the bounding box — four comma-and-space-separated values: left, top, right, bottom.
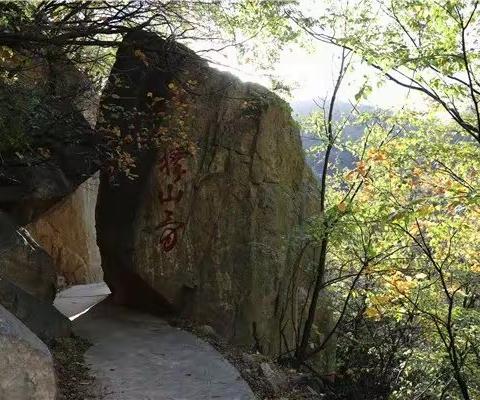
64, 289, 254, 400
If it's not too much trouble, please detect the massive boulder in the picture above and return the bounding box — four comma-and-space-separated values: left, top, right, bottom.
0, 278, 71, 342
0, 304, 56, 400
0, 212, 71, 341
0, 47, 100, 225
0, 46, 102, 285
27, 173, 103, 285
96, 31, 320, 355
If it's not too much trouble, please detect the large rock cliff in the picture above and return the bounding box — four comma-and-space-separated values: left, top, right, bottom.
27, 173, 103, 285
0, 48, 95, 341
0, 47, 102, 286
96, 32, 320, 355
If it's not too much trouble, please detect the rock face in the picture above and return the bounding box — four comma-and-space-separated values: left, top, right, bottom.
0, 278, 71, 342
0, 48, 100, 225
96, 31, 320, 355
28, 173, 103, 285
0, 212, 71, 341
0, 47, 102, 286
0, 211, 56, 302
0, 304, 56, 400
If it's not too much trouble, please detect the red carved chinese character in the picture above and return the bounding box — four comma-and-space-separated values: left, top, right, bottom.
161, 209, 174, 224
155, 210, 185, 252
159, 227, 179, 252
159, 183, 183, 203
159, 148, 188, 182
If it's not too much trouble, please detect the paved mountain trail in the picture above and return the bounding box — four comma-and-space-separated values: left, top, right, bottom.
55, 284, 255, 400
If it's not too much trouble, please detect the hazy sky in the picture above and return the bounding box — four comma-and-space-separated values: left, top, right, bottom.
209, 38, 424, 110
196, 0, 430, 113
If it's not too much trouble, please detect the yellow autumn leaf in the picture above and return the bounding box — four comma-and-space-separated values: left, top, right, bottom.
471, 264, 480, 273
356, 161, 367, 177
364, 306, 382, 320
344, 170, 356, 182
392, 278, 414, 294
368, 149, 387, 162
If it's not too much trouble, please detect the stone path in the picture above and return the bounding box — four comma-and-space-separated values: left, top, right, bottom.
55, 284, 255, 400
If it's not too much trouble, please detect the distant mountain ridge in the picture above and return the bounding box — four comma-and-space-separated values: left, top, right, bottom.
291, 99, 375, 176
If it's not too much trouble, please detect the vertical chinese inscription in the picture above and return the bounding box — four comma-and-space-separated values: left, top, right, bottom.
156, 148, 188, 252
